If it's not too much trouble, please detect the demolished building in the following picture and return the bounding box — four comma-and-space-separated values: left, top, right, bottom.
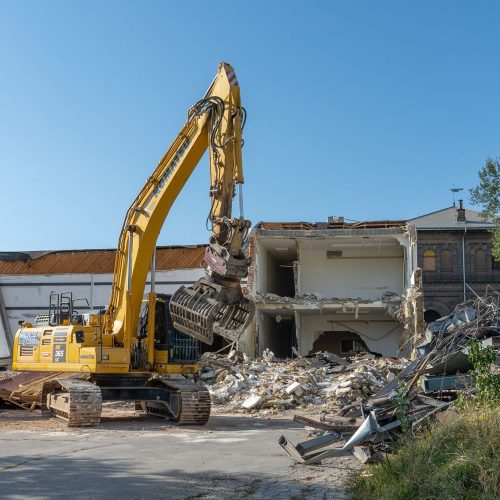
0, 222, 425, 364
241, 219, 423, 359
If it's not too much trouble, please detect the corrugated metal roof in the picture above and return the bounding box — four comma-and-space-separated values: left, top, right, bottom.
0, 245, 206, 275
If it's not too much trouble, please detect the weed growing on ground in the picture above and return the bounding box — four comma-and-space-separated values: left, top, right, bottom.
348, 406, 499, 499
393, 382, 411, 437
467, 340, 500, 406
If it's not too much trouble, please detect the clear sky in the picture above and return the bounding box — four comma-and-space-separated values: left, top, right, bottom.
1, 1, 499, 251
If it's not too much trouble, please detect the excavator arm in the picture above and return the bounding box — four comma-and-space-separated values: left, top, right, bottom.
105, 63, 253, 351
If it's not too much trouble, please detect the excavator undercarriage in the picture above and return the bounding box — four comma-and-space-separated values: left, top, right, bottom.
41, 375, 211, 427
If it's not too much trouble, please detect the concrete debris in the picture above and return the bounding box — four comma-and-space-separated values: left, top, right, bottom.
380, 291, 403, 317
241, 394, 262, 409
285, 381, 302, 395
353, 445, 374, 464
199, 350, 408, 415
253, 291, 403, 310
279, 288, 500, 465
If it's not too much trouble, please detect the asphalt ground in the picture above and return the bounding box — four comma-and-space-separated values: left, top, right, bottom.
0, 408, 359, 499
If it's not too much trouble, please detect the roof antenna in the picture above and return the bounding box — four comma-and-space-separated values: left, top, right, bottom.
450, 185, 463, 207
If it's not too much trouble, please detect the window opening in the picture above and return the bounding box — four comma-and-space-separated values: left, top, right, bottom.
423, 249, 436, 271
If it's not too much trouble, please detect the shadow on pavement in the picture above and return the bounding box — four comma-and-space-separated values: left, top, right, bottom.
0, 454, 348, 499
1, 410, 304, 433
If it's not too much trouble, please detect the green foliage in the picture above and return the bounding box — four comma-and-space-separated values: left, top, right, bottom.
467, 339, 500, 406
348, 407, 500, 500
492, 226, 500, 263
470, 157, 500, 259
394, 382, 411, 436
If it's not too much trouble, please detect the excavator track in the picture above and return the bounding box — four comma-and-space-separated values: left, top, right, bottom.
141, 378, 211, 425
41, 379, 102, 427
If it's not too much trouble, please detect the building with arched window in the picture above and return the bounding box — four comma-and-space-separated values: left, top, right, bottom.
409, 200, 500, 322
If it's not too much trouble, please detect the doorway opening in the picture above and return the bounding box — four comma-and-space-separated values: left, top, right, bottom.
259, 311, 296, 359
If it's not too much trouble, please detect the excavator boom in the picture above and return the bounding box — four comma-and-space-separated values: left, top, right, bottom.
105, 62, 253, 347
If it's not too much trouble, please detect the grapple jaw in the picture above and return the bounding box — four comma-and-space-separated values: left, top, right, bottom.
169, 276, 254, 345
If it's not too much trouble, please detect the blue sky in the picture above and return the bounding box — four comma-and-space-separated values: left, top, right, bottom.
0, 1, 499, 251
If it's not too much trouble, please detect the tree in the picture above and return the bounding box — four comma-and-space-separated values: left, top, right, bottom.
470, 157, 500, 259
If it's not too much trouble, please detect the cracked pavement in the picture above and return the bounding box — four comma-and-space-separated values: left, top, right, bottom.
0, 409, 359, 499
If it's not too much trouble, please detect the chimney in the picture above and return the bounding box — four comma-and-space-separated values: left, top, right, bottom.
457, 199, 466, 222
328, 216, 344, 224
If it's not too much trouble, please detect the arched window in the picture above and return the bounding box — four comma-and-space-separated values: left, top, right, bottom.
440, 249, 453, 272
423, 250, 436, 271
474, 248, 487, 271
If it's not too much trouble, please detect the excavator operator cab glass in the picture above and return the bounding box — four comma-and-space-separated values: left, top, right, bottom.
154, 299, 168, 346
75, 330, 85, 343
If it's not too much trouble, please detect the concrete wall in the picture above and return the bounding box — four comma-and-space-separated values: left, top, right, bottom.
0, 268, 205, 345
0, 287, 12, 361
0, 317, 9, 360
255, 240, 268, 295
298, 239, 405, 299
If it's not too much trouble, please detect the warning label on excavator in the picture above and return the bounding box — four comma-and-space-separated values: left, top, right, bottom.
18, 330, 41, 346
53, 344, 66, 363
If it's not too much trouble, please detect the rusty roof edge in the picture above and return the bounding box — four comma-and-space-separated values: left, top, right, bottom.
0, 244, 207, 262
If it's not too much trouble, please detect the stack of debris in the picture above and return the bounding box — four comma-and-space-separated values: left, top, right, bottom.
279, 288, 500, 465
0, 371, 65, 410
200, 349, 408, 415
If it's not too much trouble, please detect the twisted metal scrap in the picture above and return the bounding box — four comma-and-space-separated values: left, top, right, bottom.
423, 286, 499, 371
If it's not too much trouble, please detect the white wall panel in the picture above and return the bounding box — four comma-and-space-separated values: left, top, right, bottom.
0, 268, 205, 340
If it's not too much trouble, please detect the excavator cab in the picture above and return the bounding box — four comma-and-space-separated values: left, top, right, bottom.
138, 294, 200, 366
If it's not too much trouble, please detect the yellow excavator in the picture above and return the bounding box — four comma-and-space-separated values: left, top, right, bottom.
11, 62, 253, 426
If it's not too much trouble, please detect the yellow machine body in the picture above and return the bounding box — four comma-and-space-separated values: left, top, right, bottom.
9, 63, 252, 426
12, 304, 196, 377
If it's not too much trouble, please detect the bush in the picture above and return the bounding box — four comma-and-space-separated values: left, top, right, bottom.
467, 340, 500, 406
348, 406, 500, 499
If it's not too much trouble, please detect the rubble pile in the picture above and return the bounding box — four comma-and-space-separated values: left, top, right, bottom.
330, 358, 403, 400
279, 288, 500, 465
200, 349, 408, 415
